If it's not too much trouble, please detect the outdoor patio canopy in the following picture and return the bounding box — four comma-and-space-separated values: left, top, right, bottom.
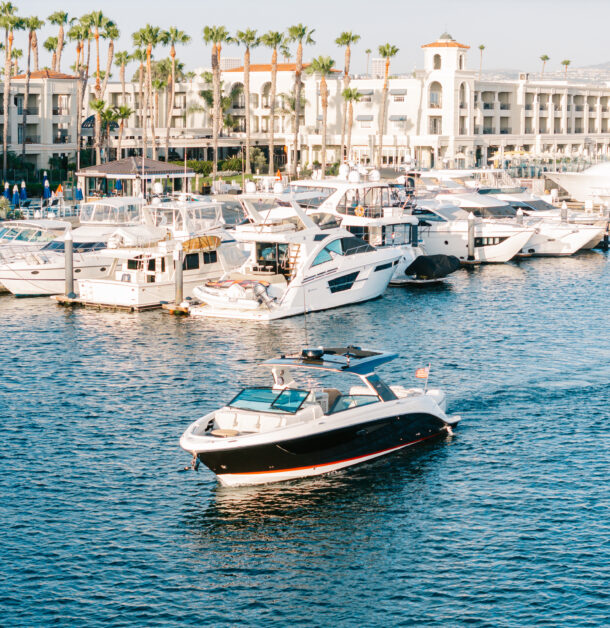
76, 156, 195, 180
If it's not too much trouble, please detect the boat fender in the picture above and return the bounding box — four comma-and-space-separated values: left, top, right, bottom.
355, 205, 365, 217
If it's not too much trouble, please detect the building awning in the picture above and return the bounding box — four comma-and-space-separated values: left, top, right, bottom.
356, 115, 374, 121
390, 89, 407, 95
76, 156, 195, 180
358, 89, 374, 95
389, 115, 407, 121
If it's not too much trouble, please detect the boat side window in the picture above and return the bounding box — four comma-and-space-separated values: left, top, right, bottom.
412, 208, 445, 223
15, 229, 35, 241
329, 394, 379, 414
340, 236, 375, 255
337, 189, 362, 215
346, 225, 368, 241
74, 241, 106, 252
127, 257, 141, 270
2, 227, 19, 240
364, 373, 398, 401
312, 238, 344, 266
383, 224, 409, 245
203, 250, 218, 264
0, 227, 9, 239
183, 252, 200, 270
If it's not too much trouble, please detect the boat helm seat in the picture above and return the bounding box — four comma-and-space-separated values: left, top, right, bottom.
323, 388, 341, 411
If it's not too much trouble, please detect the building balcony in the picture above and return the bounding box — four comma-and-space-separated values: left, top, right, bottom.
499, 103, 510, 110
483, 102, 495, 110
53, 135, 71, 144
52, 107, 70, 116
459, 102, 467, 109
602, 106, 609, 112
429, 103, 442, 109
539, 105, 547, 111
18, 106, 40, 116
483, 127, 495, 134
525, 104, 533, 111
22, 135, 40, 144
575, 105, 584, 112
500, 128, 512, 134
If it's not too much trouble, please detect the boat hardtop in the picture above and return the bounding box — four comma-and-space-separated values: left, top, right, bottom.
78, 196, 145, 225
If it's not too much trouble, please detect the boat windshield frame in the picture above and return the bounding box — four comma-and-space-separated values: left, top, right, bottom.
227, 387, 311, 414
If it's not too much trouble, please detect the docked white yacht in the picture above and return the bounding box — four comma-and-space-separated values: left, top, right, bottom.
478, 189, 606, 251
546, 162, 610, 203
438, 192, 602, 257
75, 234, 243, 310
0, 197, 145, 296
411, 199, 534, 263
188, 202, 401, 320
0, 219, 70, 259
288, 177, 460, 283
180, 346, 461, 486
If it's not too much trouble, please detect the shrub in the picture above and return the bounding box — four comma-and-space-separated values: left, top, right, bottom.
221, 156, 243, 172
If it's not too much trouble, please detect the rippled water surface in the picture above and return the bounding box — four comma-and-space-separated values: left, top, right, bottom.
1, 253, 609, 626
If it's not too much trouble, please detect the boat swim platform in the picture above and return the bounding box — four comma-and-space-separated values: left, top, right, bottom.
52, 294, 162, 312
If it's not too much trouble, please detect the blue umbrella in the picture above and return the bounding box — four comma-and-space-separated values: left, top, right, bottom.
12, 185, 19, 206
115, 178, 122, 192
43, 179, 51, 199
75, 187, 83, 201
3, 182, 9, 200
20, 180, 27, 201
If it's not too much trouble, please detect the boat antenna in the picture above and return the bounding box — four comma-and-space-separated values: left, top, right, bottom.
302, 288, 309, 346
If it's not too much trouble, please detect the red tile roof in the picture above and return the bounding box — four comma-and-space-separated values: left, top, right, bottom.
225, 62, 340, 73
13, 69, 77, 80
421, 40, 469, 50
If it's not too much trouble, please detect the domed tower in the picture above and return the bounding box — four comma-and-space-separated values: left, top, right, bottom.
422, 32, 469, 73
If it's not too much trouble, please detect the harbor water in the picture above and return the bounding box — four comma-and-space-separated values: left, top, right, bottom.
1, 252, 608, 626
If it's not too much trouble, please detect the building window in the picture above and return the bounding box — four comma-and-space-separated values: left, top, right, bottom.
433, 54, 441, 70
429, 82, 442, 109
360, 95, 372, 103
459, 55, 464, 70
393, 95, 405, 103
429, 116, 442, 135
359, 120, 371, 129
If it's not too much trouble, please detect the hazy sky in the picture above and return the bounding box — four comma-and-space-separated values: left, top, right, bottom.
24, 0, 610, 77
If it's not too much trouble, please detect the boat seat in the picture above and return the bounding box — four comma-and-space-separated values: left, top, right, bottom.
323, 388, 341, 411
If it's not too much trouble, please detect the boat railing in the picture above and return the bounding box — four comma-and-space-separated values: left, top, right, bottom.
18, 200, 81, 220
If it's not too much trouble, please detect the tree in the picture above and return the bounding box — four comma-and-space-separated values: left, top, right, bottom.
335, 31, 360, 162
287, 24, 315, 177
114, 50, 130, 102
365, 48, 371, 75
68, 18, 91, 170
100, 20, 119, 101
376, 43, 398, 169
203, 25, 230, 177
342, 87, 361, 162
47, 11, 68, 71
135, 24, 164, 160
43, 36, 58, 71
306, 56, 335, 178
540, 54, 549, 78
131, 45, 146, 142
21, 16, 44, 159
99, 104, 117, 159
235, 29, 260, 174
113, 104, 133, 158
261, 30, 285, 174
0, 3, 24, 180
478, 44, 485, 80
561, 59, 571, 79
161, 27, 190, 162
10, 45, 20, 75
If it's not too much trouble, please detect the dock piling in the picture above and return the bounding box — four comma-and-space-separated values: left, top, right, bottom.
174, 248, 184, 305
65, 228, 75, 298
467, 213, 475, 261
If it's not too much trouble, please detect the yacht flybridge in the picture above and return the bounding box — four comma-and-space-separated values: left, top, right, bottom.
180, 346, 461, 486
289, 178, 460, 283
0, 197, 145, 297
188, 201, 400, 320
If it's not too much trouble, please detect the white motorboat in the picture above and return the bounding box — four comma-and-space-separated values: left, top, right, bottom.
75, 234, 243, 310
440, 192, 602, 257
288, 178, 461, 283
188, 202, 400, 320
411, 200, 534, 263
546, 162, 610, 203
479, 189, 606, 251
0, 219, 70, 259
180, 346, 461, 486
0, 197, 145, 296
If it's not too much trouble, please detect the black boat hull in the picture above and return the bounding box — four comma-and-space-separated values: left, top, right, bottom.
198, 411, 449, 485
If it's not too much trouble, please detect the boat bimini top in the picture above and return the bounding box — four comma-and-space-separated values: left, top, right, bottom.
264, 346, 399, 401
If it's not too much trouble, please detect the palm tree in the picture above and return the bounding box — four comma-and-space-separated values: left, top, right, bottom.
1, 3, 23, 179
287, 24, 315, 178
161, 27, 190, 162
365, 48, 371, 75
21, 16, 43, 159
47, 11, 68, 71
306, 55, 335, 179
30, 14, 43, 70
342, 87, 361, 162
86, 11, 109, 164
135, 24, 164, 160
99, 104, 117, 159
203, 25, 229, 177
376, 43, 398, 169
235, 29, 259, 174
68, 19, 90, 170
478, 44, 485, 80
131, 45, 146, 138
43, 36, 58, 70
114, 50, 130, 103
561, 59, 571, 79
261, 30, 284, 175
100, 21, 119, 100
278, 91, 307, 142
10, 45, 20, 75
151, 77, 165, 128
335, 31, 360, 162
113, 104, 133, 158
540, 54, 549, 78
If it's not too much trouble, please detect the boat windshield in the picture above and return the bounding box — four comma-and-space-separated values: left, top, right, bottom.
467, 205, 517, 218
80, 202, 141, 224
520, 199, 556, 212
41, 241, 107, 252
289, 185, 336, 209
228, 387, 310, 414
